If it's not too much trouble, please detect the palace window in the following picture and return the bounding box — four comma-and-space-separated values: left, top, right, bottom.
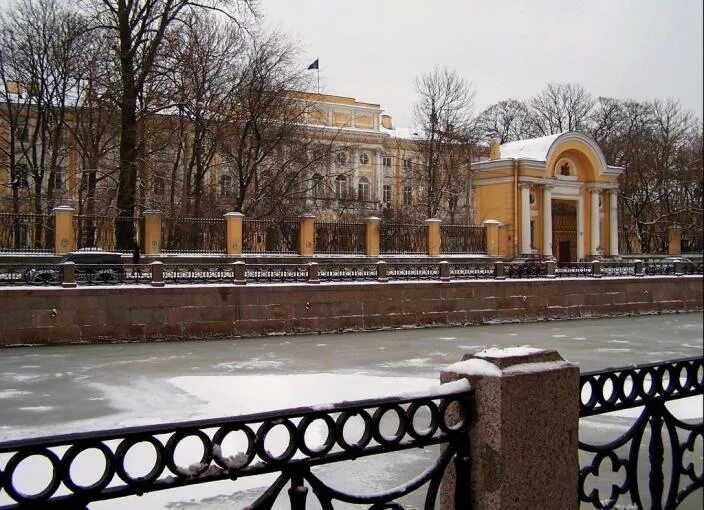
382, 156, 392, 167
154, 176, 165, 196
383, 184, 392, 204
403, 186, 413, 206
403, 158, 413, 171
335, 151, 347, 165
560, 162, 570, 176
359, 152, 369, 165
220, 175, 233, 197
52, 167, 64, 190
358, 177, 370, 201
335, 174, 348, 198
14, 164, 29, 187
312, 173, 324, 198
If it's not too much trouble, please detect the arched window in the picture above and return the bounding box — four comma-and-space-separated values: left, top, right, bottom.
358, 176, 370, 201
312, 173, 324, 198
335, 174, 347, 198
560, 162, 570, 176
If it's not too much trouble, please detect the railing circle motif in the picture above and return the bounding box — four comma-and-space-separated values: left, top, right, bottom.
3, 448, 62, 503
61, 441, 116, 493
335, 410, 374, 451
114, 436, 166, 485
255, 419, 298, 464
371, 405, 407, 446
296, 413, 336, 457
165, 430, 213, 478
212, 425, 255, 471
439, 398, 467, 433
407, 401, 439, 439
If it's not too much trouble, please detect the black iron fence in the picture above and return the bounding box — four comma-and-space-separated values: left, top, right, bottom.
73, 215, 143, 253
0, 385, 472, 509
380, 223, 427, 255
578, 357, 703, 509
162, 217, 225, 254
242, 219, 299, 254
0, 212, 53, 253
1, 259, 702, 288
440, 224, 486, 254
314, 221, 365, 255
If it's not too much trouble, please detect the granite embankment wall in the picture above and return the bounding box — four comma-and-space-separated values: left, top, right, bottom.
0, 277, 701, 346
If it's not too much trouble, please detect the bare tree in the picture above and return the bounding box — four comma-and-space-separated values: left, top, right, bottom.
86, 0, 255, 248
529, 83, 594, 136
412, 66, 476, 220
476, 98, 535, 144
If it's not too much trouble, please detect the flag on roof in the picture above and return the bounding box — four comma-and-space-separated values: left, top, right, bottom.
307, 59, 319, 70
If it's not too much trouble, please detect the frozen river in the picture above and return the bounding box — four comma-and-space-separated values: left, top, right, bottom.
0, 313, 702, 508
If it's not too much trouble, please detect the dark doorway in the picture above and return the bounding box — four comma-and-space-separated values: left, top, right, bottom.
552, 201, 577, 262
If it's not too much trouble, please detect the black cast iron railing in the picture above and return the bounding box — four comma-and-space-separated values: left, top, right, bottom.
73, 215, 143, 253
448, 262, 495, 279
318, 263, 378, 282
162, 217, 226, 254
0, 212, 53, 253
440, 225, 486, 254
380, 223, 427, 255
163, 264, 236, 284
242, 219, 299, 254
504, 261, 548, 278
314, 221, 366, 255
0, 385, 472, 509
555, 262, 593, 278
601, 261, 637, 277
578, 357, 703, 509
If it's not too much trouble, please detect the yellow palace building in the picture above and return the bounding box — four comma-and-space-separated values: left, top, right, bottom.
472, 132, 624, 261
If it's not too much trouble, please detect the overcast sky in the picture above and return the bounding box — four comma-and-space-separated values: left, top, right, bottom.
261, 0, 703, 128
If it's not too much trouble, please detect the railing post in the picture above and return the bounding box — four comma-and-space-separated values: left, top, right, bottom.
482, 219, 501, 257
299, 214, 316, 257
143, 210, 162, 256
439, 348, 580, 509
61, 261, 76, 288
545, 260, 556, 278
439, 260, 450, 281
365, 216, 381, 257
494, 260, 505, 280
426, 218, 441, 257
376, 260, 388, 282
667, 224, 681, 257
634, 259, 644, 276
225, 212, 244, 256
307, 262, 320, 283
53, 205, 75, 255
151, 261, 164, 287
591, 259, 601, 278
232, 261, 246, 285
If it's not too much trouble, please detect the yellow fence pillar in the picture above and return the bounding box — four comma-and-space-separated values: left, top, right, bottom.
365, 216, 381, 257
482, 219, 502, 257
667, 225, 681, 257
299, 214, 316, 257
426, 218, 441, 256
53, 206, 75, 255
143, 210, 162, 256
225, 212, 244, 256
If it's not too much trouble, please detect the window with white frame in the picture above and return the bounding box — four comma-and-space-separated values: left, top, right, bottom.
403, 157, 413, 171
52, 167, 64, 190
383, 184, 392, 204
382, 156, 392, 167
358, 177, 370, 201
220, 175, 233, 197
359, 152, 369, 165
335, 174, 347, 198
403, 185, 413, 206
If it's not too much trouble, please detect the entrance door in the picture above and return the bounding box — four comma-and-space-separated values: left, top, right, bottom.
552, 202, 577, 262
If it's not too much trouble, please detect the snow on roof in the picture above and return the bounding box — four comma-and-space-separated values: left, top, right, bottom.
499, 132, 563, 161
380, 125, 424, 140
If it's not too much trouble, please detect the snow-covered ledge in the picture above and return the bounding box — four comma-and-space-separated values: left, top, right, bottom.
440, 347, 580, 509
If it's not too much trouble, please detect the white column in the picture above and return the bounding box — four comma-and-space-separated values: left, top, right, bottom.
577, 196, 585, 260
542, 185, 553, 258
520, 183, 531, 255
609, 190, 619, 256
590, 189, 601, 256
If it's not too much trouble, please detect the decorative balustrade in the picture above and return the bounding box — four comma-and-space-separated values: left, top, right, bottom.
578, 357, 703, 509
0, 385, 472, 509
555, 262, 594, 278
